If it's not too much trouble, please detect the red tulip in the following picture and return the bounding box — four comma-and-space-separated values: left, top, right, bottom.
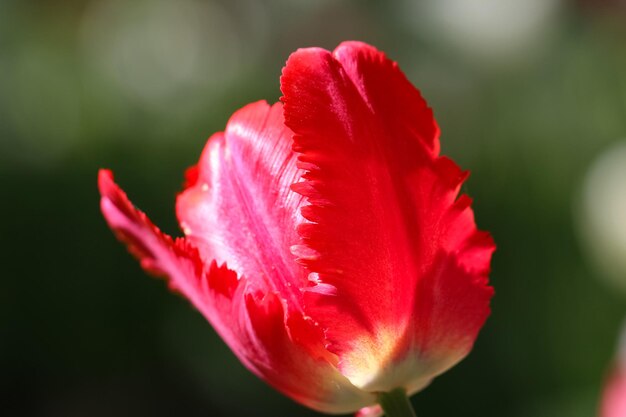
99, 41, 494, 415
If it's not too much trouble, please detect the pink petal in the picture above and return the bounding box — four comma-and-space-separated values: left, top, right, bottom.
175, 100, 355, 378
99, 169, 375, 413
281, 41, 494, 391
355, 404, 383, 417
99, 169, 241, 340
601, 366, 626, 417
99, 169, 209, 308
176, 101, 308, 313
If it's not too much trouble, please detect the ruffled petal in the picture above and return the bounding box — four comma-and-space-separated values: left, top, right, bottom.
176, 99, 334, 362
99, 169, 375, 413
99, 169, 208, 308
99, 169, 243, 345
281, 41, 494, 391
239, 290, 376, 413
176, 101, 308, 311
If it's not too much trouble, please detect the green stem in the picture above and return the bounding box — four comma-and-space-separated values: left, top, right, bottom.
378, 388, 417, 417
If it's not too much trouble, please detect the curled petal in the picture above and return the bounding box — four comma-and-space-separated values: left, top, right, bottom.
281, 41, 494, 391
99, 169, 206, 304
176, 101, 308, 311
99, 169, 243, 347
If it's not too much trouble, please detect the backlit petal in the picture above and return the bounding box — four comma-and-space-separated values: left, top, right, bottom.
281, 41, 494, 391
99, 169, 207, 308
99, 170, 244, 348
601, 366, 626, 417
176, 101, 308, 311
175, 99, 335, 365
355, 404, 383, 417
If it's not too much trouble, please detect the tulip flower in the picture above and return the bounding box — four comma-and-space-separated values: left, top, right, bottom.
99, 41, 494, 416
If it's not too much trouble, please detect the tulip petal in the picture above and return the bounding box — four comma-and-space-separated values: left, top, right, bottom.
176, 101, 308, 312
99, 169, 242, 343
99, 169, 208, 305
281, 41, 494, 391
601, 366, 626, 417
99, 169, 257, 368
99, 169, 375, 413
176, 100, 340, 364
355, 404, 383, 417
241, 291, 376, 413
176, 100, 356, 369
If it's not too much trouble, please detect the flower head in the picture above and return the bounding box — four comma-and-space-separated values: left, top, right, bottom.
99, 41, 494, 414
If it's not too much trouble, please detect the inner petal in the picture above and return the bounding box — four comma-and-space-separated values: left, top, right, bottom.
176, 101, 308, 311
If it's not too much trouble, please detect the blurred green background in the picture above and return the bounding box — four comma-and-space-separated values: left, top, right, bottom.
2, 0, 626, 416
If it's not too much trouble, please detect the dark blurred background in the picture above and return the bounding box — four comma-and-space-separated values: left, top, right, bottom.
2, 0, 626, 416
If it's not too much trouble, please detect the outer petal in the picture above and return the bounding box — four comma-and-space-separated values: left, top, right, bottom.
99, 169, 248, 362
601, 366, 626, 417
176, 100, 340, 364
281, 41, 494, 391
99, 169, 208, 310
